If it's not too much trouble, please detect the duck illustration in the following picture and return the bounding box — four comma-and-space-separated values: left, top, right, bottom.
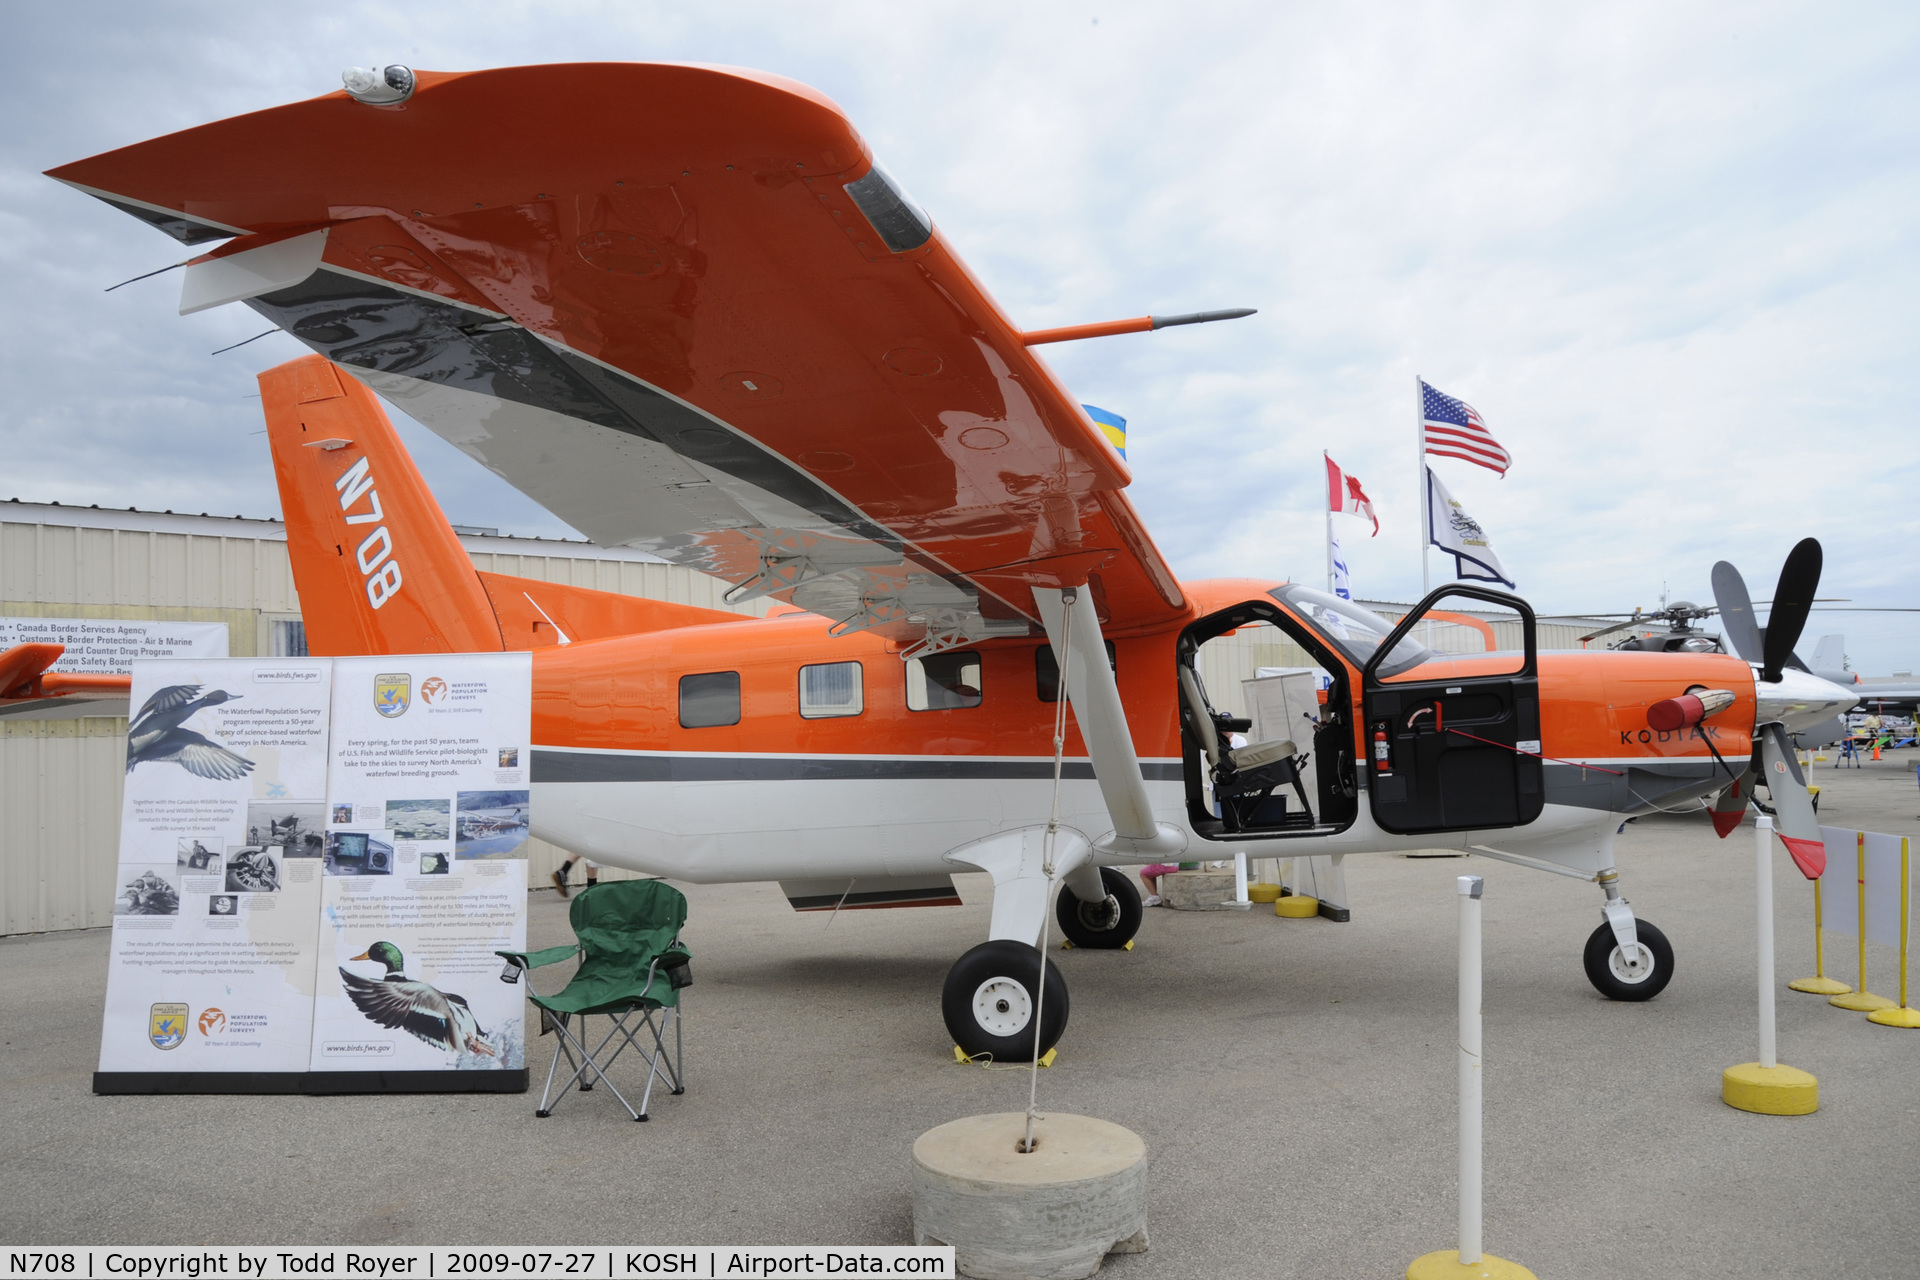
126, 685, 253, 780
338, 941, 495, 1057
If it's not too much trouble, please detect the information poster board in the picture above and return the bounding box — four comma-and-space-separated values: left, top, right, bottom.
94, 652, 532, 1094
96, 659, 333, 1082
309, 654, 531, 1077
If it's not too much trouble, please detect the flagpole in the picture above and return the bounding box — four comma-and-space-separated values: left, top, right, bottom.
1417, 375, 1430, 599
1325, 452, 1335, 594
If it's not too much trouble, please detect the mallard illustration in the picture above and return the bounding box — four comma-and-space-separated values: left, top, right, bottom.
338, 941, 495, 1057
126, 685, 253, 780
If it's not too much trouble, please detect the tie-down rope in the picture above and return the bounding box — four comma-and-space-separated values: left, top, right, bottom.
1024, 586, 1076, 1155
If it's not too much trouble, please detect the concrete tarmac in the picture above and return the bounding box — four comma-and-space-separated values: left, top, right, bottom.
4, 752, 1919, 1277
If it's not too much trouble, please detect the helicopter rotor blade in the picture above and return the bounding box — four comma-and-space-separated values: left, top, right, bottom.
1578, 617, 1643, 643
1711, 561, 1763, 664
1760, 538, 1822, 684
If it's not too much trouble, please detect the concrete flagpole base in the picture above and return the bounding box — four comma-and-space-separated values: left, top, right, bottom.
1406, 1250, 1538, 1279
1721, 1062, 1819, 1115
912, 1112, 1147, 1280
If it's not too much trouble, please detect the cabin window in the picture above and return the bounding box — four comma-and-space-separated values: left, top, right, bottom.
907, 651, 983, 711
1036, 642, 1117, 702
799, 661, 864, 719
678, 671, 741, 728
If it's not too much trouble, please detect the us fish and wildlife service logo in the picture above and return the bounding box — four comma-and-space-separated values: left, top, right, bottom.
198, 1008, 226, 1036
374, 673, 411, 718
149, 1003, 188, 1050
420, 677, 449, 706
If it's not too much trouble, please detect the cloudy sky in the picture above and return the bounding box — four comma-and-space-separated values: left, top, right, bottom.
5, 3, 1917, 671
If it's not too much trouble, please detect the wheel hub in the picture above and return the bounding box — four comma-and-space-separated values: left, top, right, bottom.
1609, 943, 1657, 984
1077, 894, 1120, 931
971, 976, 1032, 1036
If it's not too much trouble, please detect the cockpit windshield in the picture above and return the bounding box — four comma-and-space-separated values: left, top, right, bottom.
1269, 586, 1434, 679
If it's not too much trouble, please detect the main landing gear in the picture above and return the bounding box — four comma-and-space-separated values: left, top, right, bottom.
942, 869, 1145, 1060
1581, 870, 1675, 1001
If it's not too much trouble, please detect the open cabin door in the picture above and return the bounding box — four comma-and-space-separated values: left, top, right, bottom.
1362, 586, 1544, 835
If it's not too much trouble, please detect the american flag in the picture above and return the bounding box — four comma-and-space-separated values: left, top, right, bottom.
1421, 380, 1511, 475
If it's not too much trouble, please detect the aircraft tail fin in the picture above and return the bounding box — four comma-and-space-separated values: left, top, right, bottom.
1810, 633, 1846, 676
261, 357, 504, 656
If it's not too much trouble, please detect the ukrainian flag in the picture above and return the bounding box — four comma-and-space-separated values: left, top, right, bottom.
1082, 404, 1127, 459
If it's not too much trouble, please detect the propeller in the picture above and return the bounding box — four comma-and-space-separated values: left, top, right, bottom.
1759, 538, 1822, 684
1706, 538, 1831, 850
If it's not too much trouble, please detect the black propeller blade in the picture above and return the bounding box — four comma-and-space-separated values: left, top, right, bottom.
1711, 561, 1762, 663
1760, 538, 1822, 683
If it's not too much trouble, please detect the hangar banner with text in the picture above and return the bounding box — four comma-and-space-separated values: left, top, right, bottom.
93, 652, 532, 1094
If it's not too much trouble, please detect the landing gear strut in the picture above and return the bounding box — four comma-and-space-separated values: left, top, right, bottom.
942, 939, 1070, 1061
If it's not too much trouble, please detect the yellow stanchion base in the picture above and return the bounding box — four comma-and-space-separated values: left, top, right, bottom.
1866, 1005, 1920, 1028
1721, 1062, 1818, 1115
1406, 1250, 1537, 1279
1788, 976, 1851, 994
1829, 989, 1895, 1011
1247, 883, 1282, 903
1276, 895, 1319, 918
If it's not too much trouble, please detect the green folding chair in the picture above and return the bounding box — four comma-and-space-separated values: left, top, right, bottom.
497, 878, 690, 1122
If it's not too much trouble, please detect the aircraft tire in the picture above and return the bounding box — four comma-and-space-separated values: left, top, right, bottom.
1054, 867, 1144, 950
942, 939, 1069, 1062
1583, 919, 1675, 1001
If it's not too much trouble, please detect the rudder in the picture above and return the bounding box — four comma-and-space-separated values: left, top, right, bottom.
261, 357, 503, 656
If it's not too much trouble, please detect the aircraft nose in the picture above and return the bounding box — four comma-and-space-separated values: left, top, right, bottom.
1755, 666, 1858, 732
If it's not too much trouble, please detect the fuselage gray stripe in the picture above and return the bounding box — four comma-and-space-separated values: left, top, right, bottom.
532, 749, 1185, 784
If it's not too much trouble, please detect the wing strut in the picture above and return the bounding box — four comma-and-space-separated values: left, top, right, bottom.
1031, 587, 1187, 859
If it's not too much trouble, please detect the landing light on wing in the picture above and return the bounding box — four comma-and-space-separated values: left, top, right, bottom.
341, 65, 415, 105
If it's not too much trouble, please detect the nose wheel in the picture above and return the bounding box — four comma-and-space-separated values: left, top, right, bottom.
942, 939, 1070, 1061
1583, 918, 1674, 1001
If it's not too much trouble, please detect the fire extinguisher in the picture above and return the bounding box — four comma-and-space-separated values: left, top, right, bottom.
1372, 724, 1391, 776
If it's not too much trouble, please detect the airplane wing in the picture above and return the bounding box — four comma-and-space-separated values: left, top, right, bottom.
0, 643, 132, 719
49, 63, 1192, 654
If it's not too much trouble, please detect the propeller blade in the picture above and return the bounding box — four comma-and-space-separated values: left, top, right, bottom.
1760, 538, 1822, 683
1710, 760, 1757, 838
1711, 561, 1763, 663
1761, 723, 1825, 878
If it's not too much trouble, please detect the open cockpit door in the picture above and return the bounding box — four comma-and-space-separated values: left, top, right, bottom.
1361, 586, 1543, 834
1175, 595, 1362, 841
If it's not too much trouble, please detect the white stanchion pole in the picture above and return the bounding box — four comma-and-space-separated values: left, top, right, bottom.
1720, 814, 1818, 1114
1409, 876, 1533, 1279
1757, 816, 1777, 1070
1234, 850, 1249, 905
1458, 873, 1483, 1266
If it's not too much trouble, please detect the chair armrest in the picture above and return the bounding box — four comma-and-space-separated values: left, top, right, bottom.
496, 944, 581, 970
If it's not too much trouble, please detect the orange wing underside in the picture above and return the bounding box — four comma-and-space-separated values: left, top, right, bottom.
49, 62, 1187, 650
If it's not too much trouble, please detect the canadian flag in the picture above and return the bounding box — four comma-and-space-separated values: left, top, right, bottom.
1325, 453, 1379, 535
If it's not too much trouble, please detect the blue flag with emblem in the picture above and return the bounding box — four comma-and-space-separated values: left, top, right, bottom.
1082, 404, 1126, 459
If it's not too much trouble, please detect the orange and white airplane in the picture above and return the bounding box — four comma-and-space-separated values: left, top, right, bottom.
20, 62, 1857, 1059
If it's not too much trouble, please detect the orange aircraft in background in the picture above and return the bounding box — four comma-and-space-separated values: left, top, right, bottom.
13, 62, 1856, 1059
